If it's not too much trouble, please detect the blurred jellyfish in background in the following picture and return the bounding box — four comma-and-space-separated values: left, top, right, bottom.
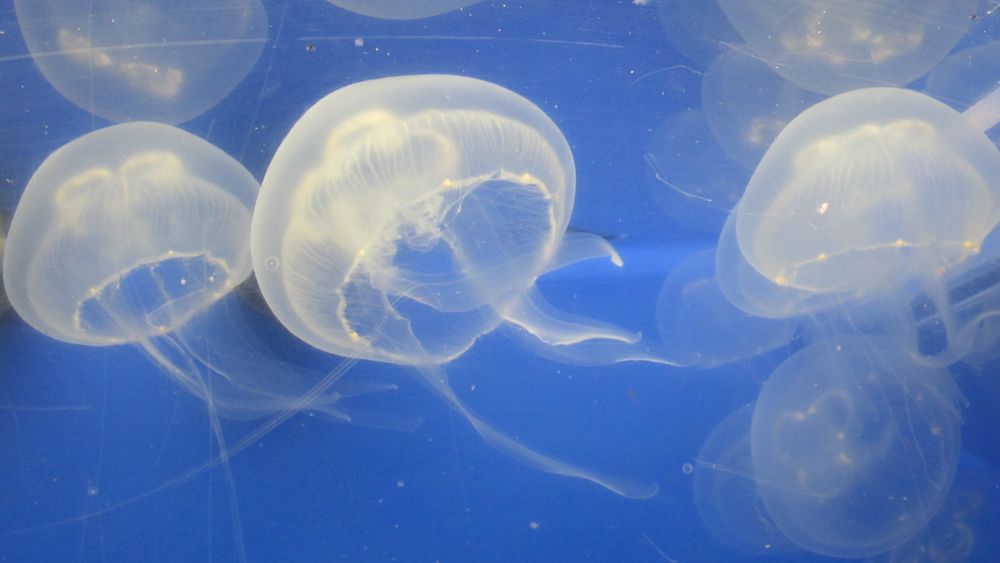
700, 48, 825, 170
717, 0, 978, 95
715, 85, 1000, 364
749, 337, 964, 558
14, 0, 268, 124
326, 0, 482, 20
645, 108, 748, 234
655, 0, 743, 67
656, 250, 797, 368
691, 402, 796, 556
251, 73, 668, 499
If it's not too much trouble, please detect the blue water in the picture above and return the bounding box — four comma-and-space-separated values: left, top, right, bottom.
2, 1, 1000, 562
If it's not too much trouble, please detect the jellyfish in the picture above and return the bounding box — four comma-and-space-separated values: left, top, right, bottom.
14, 0, 268, 124
644, 108, 748, 234
691, 403, 795, 555
716, 85, 1000, 364
251, 74, 665, 499
750, 337, 963, 558
717, 0, 977, 95
700, 48, 825, 170
655, 0, 743, 67
656, 250, 797, 368
325, 0, 481, 20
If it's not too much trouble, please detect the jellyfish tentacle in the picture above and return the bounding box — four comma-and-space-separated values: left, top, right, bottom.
414, 364, 659, 500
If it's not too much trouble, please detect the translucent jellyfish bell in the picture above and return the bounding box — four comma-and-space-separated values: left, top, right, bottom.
692, 403, 795, 555
4, 122, 259, 346
326, 0, 481, 20
717, 0, 977, 95
14, 0, 268, 124
656, 250, 797, 368
717, 86, 1000, 361
700, 48, 824, 170
252, 74, 662, 498
750, 337, 963, 558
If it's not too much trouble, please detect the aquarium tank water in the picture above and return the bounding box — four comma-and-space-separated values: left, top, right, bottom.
1, 1, 1000, 561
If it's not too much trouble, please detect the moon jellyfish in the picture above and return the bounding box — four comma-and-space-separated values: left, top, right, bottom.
657, 250, 796, 368
700, 48, 824, 170
692, 403, 795, 555
14, 0, 268, 124
326, 0, 481, 20
252, 74, 662, 498
645, 109, 748, 234
717, 86, 1000, 363
3, 122, 258, 347
655, 0, 743, 67
717, 0, 977, 95
750, 337, 963, 558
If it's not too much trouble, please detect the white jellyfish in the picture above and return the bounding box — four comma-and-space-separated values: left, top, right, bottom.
716, 85, 1000, 363
251, 74, 667, 498
717, 0, 977, 95
14, 0, 268, 124
656, 250, 797, 368
749, 337, 963, 558
692, 403, 796, 555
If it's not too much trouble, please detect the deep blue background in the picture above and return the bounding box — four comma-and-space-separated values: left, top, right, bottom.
2, 1, 1000, 562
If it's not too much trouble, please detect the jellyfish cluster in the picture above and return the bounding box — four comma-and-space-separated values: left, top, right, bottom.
1, 0, 1000, 561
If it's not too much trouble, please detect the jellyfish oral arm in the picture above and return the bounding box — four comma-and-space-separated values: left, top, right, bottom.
963, 82, 1000, 133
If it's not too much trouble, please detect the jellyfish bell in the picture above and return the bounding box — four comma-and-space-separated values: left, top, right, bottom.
14, 0, 268, 124
717, 85, 1000, 363
692, 403, 796, 555
326, 0, 481, 20
717, 0, 977, 95
750, 336, 964, 559
656, 249, 797, 368
251, 74, 664, 498
700, 48, 824, 171
3, 122, 259, 347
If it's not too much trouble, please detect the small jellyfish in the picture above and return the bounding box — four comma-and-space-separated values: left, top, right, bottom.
326, 0, 481, 20
655, 0, 743, 67
645, 108, 748, 234
656, 250, 797, 368
14, 0, 268, 124
751, 337, 963, 558
717, 85, 1000, 363
252, 74, 663, 498
717, 0, 977, 95
692, 403, 796, 555
700, 48, 824, 170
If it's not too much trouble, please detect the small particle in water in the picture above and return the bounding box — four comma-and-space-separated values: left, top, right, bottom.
681, 463, 694, 475
87, 485, 99, 496
529, 521, 540, 530
354, 37, 365, 47
396, 479, 405, 488
305, 43, 317, 53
